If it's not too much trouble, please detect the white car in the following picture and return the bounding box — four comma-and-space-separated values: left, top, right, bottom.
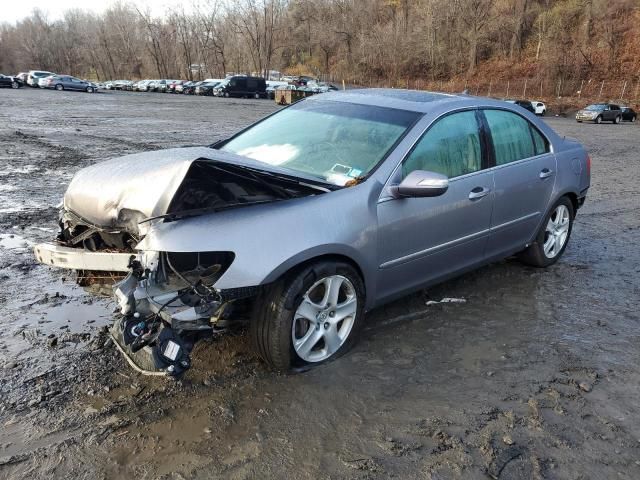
532, 101, 546, 116
38, 76, 55, 88
27, 70, 55, 87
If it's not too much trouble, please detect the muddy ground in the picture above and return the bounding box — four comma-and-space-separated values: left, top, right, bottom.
0, 88, 639, 480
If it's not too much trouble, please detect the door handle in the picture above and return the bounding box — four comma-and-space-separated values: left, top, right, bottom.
539, 168, 554, 179
468, 186, 491, 200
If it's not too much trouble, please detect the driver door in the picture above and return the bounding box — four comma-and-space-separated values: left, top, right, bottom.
376, 110, 495, 304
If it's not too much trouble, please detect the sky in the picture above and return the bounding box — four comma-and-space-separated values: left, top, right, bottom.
0, 0, 199, 24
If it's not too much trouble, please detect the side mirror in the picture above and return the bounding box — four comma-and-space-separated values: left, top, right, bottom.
392, 170, 449, 198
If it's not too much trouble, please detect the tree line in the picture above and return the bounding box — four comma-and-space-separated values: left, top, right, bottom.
0, 0, 637, 86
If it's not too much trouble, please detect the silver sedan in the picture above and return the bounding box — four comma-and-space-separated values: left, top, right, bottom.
34, 89, 590, 376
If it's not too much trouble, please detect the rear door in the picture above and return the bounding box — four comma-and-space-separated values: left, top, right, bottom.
376, 110, 495, 303
482, 108, 556, 259
246, 77, 257, 94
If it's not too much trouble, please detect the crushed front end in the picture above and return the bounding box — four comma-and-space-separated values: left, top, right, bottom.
111, 249, 258, 377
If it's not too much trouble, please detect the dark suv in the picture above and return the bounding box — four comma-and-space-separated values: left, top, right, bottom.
213, 76, 266, 98
576, 103, 622, 124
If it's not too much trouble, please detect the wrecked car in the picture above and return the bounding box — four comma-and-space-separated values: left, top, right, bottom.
34, 89, 590, 376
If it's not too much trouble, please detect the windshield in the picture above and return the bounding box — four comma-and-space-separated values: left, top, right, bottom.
585, 104, 605, 111
221, 100, 419, 186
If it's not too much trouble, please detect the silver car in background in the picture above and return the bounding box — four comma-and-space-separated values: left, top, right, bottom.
34, 90, 590, 376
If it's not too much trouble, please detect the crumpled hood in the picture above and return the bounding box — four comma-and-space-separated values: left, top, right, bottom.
64, 147, 215, 229
62, 145, 329, 234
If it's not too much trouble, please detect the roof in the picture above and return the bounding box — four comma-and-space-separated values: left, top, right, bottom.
313, 88, 468, 113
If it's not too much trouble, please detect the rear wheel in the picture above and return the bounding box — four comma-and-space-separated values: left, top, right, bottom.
86, 86, 94, 93
595, 116, 601, 124
254, 92, 260, 99
614, 115, 621, 124
632, 116, 636, 123
55, 84, 64, 91
250, 261, 365, 371
518, 197, 574, 268
224, 91, 230, 98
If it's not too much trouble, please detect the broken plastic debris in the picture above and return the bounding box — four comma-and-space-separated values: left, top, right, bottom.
425, 297, 467, 306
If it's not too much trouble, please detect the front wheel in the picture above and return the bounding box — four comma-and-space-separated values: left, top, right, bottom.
518, 197, 574, 268
632, 116, 636, 123
55, 84, 64, 91
250, 261, 365, 370
11, 81, 19, 89
86, 86, 94, 93
595, 116, 602, 124
614, 116, 621, 124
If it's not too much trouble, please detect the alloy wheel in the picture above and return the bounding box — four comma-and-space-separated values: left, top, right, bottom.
292, 275, 358, 362
543, 204, 570, 258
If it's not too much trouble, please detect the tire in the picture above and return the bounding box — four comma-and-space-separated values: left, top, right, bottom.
224, 91, 230, 98
11, 81, 19, 89
614, 116, 621, 124
518, 196, 574, 268
632, 116, 636, 123
254, 92, 260, 99
577, 120, 582, 123
86, 87, 93, 93
595, 116, 601, 124
250, 261, 366, 371
541, 110, 546, 116
55, 84, 64, 91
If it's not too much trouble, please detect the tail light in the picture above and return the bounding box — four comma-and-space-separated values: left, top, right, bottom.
586, 154, 591, 176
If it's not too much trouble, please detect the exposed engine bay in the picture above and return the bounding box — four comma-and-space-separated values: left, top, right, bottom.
47, 155, 327, 377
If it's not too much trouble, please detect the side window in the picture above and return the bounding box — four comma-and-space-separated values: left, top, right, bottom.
530, 126, 549, 156
484, 109, 535, 165
402, 110, 482, 179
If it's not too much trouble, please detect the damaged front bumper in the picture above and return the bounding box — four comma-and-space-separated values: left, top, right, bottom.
34, 241, 257, 377
109, 250, 256, 377
34, 242, 132, 272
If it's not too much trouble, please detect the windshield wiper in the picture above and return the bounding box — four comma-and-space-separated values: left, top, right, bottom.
139, 200, 276, 224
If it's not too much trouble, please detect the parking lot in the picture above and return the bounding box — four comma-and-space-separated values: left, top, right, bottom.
1, 87, 639, 479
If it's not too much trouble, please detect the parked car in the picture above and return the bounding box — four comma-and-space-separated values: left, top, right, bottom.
0, 74, 23, 88
576, 103, 622, 124
27, 70, 55, 87
148, 80, 170, 92
167, 80, 186, 93
38, 75, 55, 88
136, 80, 153, 92
195, 81, 221, 96
620, 107, 637, 122
15, 72, 28, 83
175, 81, 191, 93
213, 76, 266, 98
505, 99, 536, 114
34, 89, 590, 376
182, 81, 202, 95
532, 101, 546, 116
44, 75, 97, 92
159, 80, 179, 93
313, 82, 339, 93
293, 75, 316, 86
